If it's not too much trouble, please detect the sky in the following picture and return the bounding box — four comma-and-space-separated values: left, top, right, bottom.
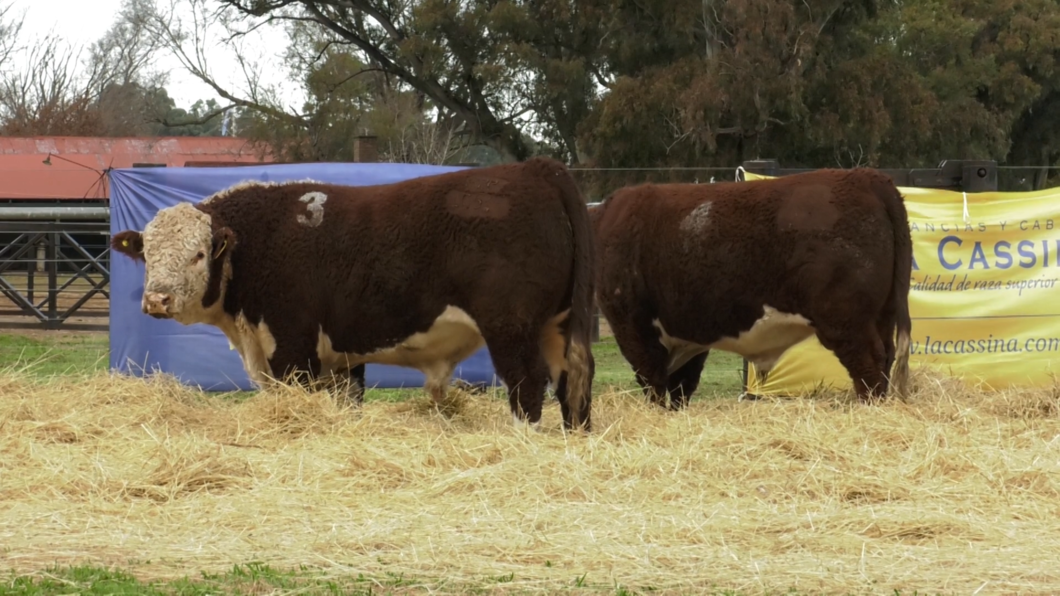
9, 0, 302, 111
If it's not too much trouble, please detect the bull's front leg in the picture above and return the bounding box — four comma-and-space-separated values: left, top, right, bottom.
266, 335, 369, 410
259, 323, 327, 393
324, 364, 366, 407
239, 343, 277, 389
218, 314, 278, 390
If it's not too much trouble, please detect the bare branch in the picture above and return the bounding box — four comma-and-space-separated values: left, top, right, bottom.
0, 33, 99, 135
0, 0, 27, 70
816, 3, 843, 37
215, 0, 535, 160
220, 11, 289, 42
664, 112, 697, 155
588, 64, 614, 91
156, 104, 236, 128
499, 107, 534, 124
146, 0, 308, 125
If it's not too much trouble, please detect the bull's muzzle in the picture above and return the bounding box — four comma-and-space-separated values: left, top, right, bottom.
142, 291, 174, 319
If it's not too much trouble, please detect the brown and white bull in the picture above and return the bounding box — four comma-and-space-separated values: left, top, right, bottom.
589, 168, 912, 408
110, 157, 596, 431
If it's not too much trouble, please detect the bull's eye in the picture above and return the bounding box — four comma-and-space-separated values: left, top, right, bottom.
193, 251, 205, 263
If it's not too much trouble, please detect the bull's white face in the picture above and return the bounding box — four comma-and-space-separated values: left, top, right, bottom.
112, 202, 233, 325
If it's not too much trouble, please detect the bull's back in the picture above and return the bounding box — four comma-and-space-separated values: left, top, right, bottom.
594, 171, 895, 315
336, 163, 575, 284
217, 165, 576, 313
593, 182, 778, 293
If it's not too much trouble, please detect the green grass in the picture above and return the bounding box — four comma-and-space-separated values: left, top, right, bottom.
0, 333, 108, 376
0, 333, 747, 399
0, 563, 426, 596
0, 562, 807, 596
590, 335, 745, 397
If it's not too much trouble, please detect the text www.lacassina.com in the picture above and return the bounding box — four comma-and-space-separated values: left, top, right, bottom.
911, 335, 1060, 355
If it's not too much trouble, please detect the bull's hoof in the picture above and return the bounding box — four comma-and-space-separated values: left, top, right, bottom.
511, 415, 543, 432
562, 418, 592, 434
646, 394, 670, 409
667, 398, 690, 411
452, 379, 490, 394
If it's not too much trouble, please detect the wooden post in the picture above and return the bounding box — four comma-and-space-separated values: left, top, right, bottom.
354, 135, 378, 163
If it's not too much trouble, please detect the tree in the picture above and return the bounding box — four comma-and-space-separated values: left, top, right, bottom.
0, 0, 24, 71
203, 0, 608, 164
0, 32, 102, 135
213, 0, 528, 161
148, 0, 476, 162
972, 0, 1060, 188
0, 0, 173, 136
8, 0, 1056, 183
578, 0, 895, 171
575, 0, 1060, 190
151, 95, 249, 137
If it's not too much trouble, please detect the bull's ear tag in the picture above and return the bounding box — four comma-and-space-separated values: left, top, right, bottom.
213, 239, 227, 259
122, 239, 129, 247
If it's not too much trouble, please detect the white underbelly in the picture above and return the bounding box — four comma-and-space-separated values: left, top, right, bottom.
316, 305, 486, 376
653, 305, 815, 375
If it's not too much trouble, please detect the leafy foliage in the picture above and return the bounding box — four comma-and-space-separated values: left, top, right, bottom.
202, 0, 1059, 185
1, 0, 1058, 184
582, 0, 1060, 171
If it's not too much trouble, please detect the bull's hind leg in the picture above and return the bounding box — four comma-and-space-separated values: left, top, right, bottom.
607, 317, 670, 407
816, 322, 888, 402
541, 311, 594, 431
484, 330, 551, 426
538, 307, 597, 428
877, 316, 894, 394
875, 308, 898, 396
666, 351, 708, 409
552, 358, 595, 431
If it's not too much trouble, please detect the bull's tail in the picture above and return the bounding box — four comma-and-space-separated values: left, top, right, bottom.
877, 173, 913, 399
530, 157, 595, 431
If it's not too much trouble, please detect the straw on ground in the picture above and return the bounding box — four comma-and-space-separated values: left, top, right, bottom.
2, 363, 1060, 594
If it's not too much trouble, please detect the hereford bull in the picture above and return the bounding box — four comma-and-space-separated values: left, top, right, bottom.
590, 168, 912, 408
110, 157, 596, 431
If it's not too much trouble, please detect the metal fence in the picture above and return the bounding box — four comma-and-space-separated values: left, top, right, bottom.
567, 162, 1059, 202
0, 209, 110, 331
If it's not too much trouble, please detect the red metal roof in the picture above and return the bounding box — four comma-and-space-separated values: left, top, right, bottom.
0, 136, 274, 201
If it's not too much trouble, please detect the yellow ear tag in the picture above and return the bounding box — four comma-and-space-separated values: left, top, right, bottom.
122, 239, 129, 247
213, 239, 227, 259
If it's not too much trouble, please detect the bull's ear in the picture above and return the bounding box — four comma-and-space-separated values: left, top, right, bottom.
211, 226, 237, 260
202, 226, 237, 309
111, 230, 145, 262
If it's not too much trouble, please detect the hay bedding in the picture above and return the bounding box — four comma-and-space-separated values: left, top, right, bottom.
1, 368, 1060, 594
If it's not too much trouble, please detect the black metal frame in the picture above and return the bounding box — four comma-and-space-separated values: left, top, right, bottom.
0, 220, 110, 331
740, 159, 1001, 192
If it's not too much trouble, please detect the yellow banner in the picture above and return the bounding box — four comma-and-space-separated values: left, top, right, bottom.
743, 172, 1060, 394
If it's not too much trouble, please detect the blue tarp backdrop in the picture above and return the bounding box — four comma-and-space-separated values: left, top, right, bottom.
108, 162, 500, 392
